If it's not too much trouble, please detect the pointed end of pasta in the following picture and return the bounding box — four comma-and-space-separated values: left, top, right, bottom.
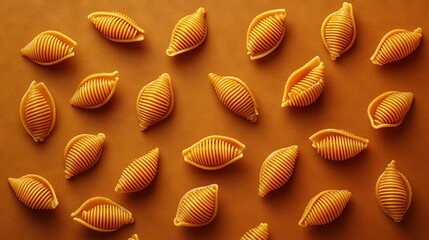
166, 48, 177, 57
258, 188, 267, 197
97, 133, 106, 141
65, 171, 73, 179
114, 185, 123, 193
415, 27, 423, 34
51, 198, 59, 209
342, 2, 352, 9
298, 218, 307, 227
197, 7, 206, 14
281, 101, 288, 108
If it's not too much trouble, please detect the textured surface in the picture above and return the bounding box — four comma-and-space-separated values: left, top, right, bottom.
88, 12, 144, 42
240, 223, 269, 240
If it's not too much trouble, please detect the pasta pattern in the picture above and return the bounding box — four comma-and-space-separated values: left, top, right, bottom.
70, 71, 119, 109
299, 189, 351, 227
166, 7, 207, 56
64, 133, 106, 179
8, 174, 58, 210
209, 73, 259, 122
174, 184, 218, 227
20, 81, 56, 142
240, 223, 269, 240
246, 9, 287, 60
136, 73, 174, 131
375, 160, 412, 222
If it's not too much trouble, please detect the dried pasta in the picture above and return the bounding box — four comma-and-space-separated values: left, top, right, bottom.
128, 234, 139, 240
240, 223, 269, 240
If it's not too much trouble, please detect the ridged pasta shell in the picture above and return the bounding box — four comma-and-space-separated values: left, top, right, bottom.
88, 11, 145, 42
367, 91, 413, 129
8, 174, 58, 210
259, 145, 298, 197
70, 71, 119, 109
182, 135, 245, 170
246, 9, 287, 60
20, 81, 56, 142
375, 160, 412, 222
136, 73, 174, 131
166, 7, 207, 56
321, 2, 356, 60
128, 234, 139, 240
21, 30, 76, 65
309, 128, 369, 161
281, 56, 325, 107
370, 27, 422, 65
174, 184, 218, 227
71, 196, 134, 232
64, 133, 106, 179
209, 73, 259, 122
298, 189, 351, 227
240, 223, 269, 240
115, 147, 160, 193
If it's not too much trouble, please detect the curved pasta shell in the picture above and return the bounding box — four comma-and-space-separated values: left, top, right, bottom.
246, 9, 287, 60
375, 160, 412, 222
367, 91, 413, 129
128, 234, 139, 240
209, 73, 259, 122
182, 135, 245, 170
115, 147, 160, 193
20, 81, 56, 142
370, 27, 422, 65
281, 56, 325, 107
299, 189, 351, 227
88, 11, 145, 42
240, 223, 269, 240
259, 145, 298, 197
64, 133, 106, 179
21, 30, 76, 65
136, 73, 174, 131
321, 2, 356, 60
71, 196, 134, 232
8, 174, 58, 210
174, 184, 218, 227
70, 71, 119, 109
309, 128, 369, 161
166, 7, 207, 56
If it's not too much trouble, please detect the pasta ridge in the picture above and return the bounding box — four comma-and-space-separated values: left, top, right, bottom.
240, 223, 269, 240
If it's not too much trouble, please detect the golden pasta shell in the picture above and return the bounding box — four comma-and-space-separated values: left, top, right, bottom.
370, 27, 422, 65
182, 135, 245, 170
367, 91, 413, 129
20, 81, 56, 142
136, 73, 174, 131
70, 71, 119, 109
128, 234, 139, 240
309, 128, 369, 161
209, 73, 259, 122
375, 160, 412, 222
240, 223, 269, 240
321, 2, 356, 60
21, 30, 76, 65
259, 145, 298, 197
281, 56, 325, 107
166, 7, 207, 56
174, 184, 218, 227
64, 133, 106, 179
299, 189, 351, 227
115, 147, 160, 193
246, 9, 287, 60
71, 196, 134, 232
8, 174, 58, 210
88, 11, 145, 42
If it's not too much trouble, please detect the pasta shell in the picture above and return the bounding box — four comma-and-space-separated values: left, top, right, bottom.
367, 91, 413, 129
281, 56, 325, 107
20, 81, 56, 142
370, 27, 422, 65
70, 71, 119, 109
309, 128, 369, 161
375, 160, 412, 222
246, 9, 287, 60
115, 147, 160, 193
240, 223, 269, 240
71, 196, 134, 232
88, 11, 145, 42
259, 145, 298, 197
321, 2, 356, 60
64, 133, 106, 179
209, 73, 259, 122
21, 30, 76, 65
128, 234, 139, 240
174, 184, 218, 227
182, 135, 245, 170
166, 7, 207, 56
298, 189, 351, 227
8, 174, 58, 210
136, 73, 174, 131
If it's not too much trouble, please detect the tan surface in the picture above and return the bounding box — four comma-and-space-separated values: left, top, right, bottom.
1, 1, 428, 239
